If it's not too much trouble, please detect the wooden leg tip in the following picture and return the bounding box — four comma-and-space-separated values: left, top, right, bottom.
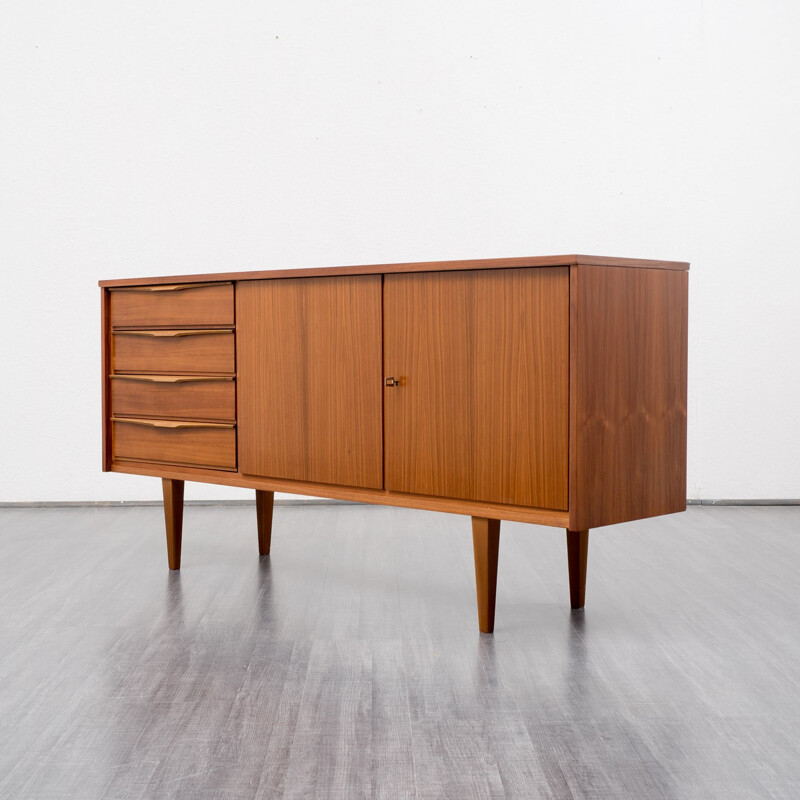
256, 490, 274, 557
566, 529, 589, 611
472, 516, 500, 635
162, 479, 184, 573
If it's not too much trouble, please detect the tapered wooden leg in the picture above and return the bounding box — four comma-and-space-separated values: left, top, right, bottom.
472, 517, 500, 633
256, 490, 274, 555
162, 478, 184, 571
566, 529, 589, 609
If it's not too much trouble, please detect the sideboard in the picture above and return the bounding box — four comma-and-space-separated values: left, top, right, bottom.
100, 254, 689, 632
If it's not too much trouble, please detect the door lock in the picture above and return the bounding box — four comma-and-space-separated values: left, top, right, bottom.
384, 377, 400, 387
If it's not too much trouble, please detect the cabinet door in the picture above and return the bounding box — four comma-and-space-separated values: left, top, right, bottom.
384, 267, 569, 509
237, 276, 383, 489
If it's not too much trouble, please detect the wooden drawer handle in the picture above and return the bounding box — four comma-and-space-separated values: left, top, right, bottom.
112, 417, 234, 429
111, 375, 234, 384
113, 329, 232, 338
111, 282, 229, 293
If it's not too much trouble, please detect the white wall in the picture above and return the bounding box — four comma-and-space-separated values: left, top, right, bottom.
1, 1, 798, 502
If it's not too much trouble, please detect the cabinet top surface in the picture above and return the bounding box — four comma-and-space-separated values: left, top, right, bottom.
99, 254, 689, 288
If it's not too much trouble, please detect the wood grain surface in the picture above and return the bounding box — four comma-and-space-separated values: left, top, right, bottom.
112, 330, 235, 375
111, 460, 570, 526
101, 289, 111, 471
108, 282, 234, 327
110, 376, 235, 422
112, 419, 237, 470
237, 276, 384, 489
384, 267, 569, 509
99, 254, 689, 288
569, 266, 688, 530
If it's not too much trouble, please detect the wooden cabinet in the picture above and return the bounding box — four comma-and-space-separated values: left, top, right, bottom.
100, 254, 689, 632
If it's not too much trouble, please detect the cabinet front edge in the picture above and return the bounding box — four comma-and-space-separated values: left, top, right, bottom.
109, 463, 570, 527
98, 255, 689, 288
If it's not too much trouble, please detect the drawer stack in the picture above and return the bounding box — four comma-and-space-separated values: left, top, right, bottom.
108, 282, 237, 471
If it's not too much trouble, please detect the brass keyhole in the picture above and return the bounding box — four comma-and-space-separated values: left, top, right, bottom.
384, 377, 400, 387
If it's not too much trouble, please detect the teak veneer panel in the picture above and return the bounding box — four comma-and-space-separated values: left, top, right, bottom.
112, 420, 237, 471
99, 255, 689, 288
110, 459, 571, 527
112, 330, 235, 375
101, 289, 111, 471
569, 265, 688, 530
236, 275, 384, 490
384, 267, 569, 509
111, 376, 235, 422
109, 282, 233, 327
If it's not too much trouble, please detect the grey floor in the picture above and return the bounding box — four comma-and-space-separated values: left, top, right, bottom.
0, 504, 798, 799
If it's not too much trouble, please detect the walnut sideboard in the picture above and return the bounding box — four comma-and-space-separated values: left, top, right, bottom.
100, 254, 689, 632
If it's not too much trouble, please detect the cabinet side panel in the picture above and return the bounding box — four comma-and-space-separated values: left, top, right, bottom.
101, 288, 111, 471
384, 267, 569, 509
236, 276, 384, 489
570, 266, 688, 529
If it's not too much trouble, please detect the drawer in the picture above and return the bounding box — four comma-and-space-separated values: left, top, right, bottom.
109, 282, 234, 328
112, 330, 235, 375
112, 419, 236, 470
111, 376, 235, 422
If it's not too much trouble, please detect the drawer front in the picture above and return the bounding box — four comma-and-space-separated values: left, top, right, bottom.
109, 283, 234, 328
111, 376, 235, 422
112, 330, 235, 374
112, 420, 236, 470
